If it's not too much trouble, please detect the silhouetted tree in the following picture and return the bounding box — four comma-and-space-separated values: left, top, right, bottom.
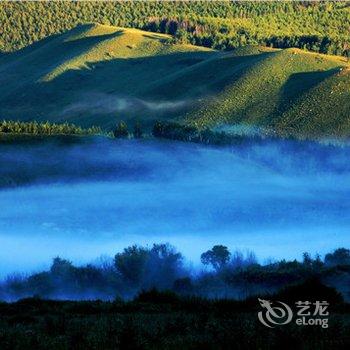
313, 253, 324, 269
146, 244, 183, 289
201, 245, 231, 271
114, 243, 183, 290
302, 252, 313, 267
114, 245, 148, 287
325, 248, 350, 266
230, 250, 245, 269
50, 257, 74, 276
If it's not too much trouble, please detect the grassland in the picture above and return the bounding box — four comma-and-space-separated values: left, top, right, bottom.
0, 23, 349, 139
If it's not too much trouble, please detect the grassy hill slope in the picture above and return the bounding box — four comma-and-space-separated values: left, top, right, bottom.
0, 23, 349, 138
184, 48, 350, 138
0, 23, 217, 129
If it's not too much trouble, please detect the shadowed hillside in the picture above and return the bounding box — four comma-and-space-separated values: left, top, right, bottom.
0, 23, 349, 138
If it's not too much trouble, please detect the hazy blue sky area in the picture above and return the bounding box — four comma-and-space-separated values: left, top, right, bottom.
0, 138, 349, 277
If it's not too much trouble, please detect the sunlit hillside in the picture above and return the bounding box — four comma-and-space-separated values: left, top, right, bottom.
0, 23, 349, 138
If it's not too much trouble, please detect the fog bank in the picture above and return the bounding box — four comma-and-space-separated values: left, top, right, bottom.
0, 138, 349, 277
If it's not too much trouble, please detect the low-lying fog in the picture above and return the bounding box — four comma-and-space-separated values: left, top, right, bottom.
0, 137, 349, 277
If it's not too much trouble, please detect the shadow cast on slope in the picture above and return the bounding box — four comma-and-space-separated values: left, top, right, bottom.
275, 68, 340, 117
1, 50, 219, 127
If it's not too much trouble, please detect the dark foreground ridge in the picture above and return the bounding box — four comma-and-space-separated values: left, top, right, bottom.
0, 280, 349, 350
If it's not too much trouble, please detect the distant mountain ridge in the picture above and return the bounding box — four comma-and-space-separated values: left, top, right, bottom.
0, 23, 349, 139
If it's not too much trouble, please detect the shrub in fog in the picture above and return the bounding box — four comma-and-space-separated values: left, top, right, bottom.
114, 243, 184, 291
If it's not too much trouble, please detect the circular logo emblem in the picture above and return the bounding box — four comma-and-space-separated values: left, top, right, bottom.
258, 298, 293, 328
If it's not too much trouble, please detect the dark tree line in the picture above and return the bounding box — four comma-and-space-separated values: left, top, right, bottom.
151, 120, 258, 145
0, 119, 244, 145
1, 245, 349, 301
146, 17, 350, 57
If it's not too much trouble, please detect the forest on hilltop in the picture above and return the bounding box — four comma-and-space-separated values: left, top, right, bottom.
1, 2, 350, 139
1, 0, 350, 56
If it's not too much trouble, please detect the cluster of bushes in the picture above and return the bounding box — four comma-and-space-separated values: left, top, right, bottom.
1, 1, 349, 57
0, 120, 102, 136
1, 244, 349, 301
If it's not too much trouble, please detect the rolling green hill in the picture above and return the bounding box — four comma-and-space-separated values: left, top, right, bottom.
184, 48, 350, 138
0, 23, 349, 139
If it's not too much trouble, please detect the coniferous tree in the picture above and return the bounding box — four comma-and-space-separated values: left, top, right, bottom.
113, 121, 129, 138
